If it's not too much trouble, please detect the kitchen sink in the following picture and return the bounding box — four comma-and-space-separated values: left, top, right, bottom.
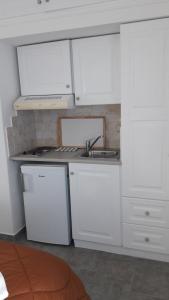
80, 149, 120, 159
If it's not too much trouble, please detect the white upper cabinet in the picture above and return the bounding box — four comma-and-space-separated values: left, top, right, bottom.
17, 40, 73, 96
0, 0, 113, 20
0, 0, 44, 19
72, 34, 120, 105
69, 163, 121, 246
121, 18, 169, 200
45, 0, 113, 11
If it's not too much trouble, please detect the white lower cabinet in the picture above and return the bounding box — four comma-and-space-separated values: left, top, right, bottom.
69, 163, 121, 246
122, 197, 169, 255
122, 197, 169, 228
123, 224, 169, 254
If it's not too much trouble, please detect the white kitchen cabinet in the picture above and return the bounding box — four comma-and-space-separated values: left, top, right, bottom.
121, 18, 169, 256
69, 163, 121, 246
121, 19, 169, 201
123, 224, 169, 254
17, 40, 72, 96
45, 0, 113, 11
72, 34, 120, 105
0, 0, 44, 20
122, 197, 169, 228
0, 0, 113, 20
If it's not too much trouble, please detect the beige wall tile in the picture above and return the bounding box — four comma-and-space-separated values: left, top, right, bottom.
7, 105, 121, 155
34, 105, 121, 148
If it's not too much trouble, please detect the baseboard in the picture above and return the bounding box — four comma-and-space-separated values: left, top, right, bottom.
74, 240, 169, 263
0, 227, 25, 241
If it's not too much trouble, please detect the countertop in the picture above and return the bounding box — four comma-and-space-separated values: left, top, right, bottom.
10, 149, 121, 165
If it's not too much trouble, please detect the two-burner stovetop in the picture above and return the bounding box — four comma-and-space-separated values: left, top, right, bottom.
22, 146, 78, 156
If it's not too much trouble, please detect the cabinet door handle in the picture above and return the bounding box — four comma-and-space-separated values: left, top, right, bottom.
37, 0, 42, 4
145, 211, 150, 216
70, 172, 74, 175
145, 237, 150, 243
76, 97, 80, 101
66, 84, 70, 88
46, 0, 50, 2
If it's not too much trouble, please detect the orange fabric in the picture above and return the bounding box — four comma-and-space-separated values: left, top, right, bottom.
0, 241, 90, 300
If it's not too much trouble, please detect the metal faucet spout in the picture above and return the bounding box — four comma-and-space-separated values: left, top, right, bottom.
85, 135, 103, 153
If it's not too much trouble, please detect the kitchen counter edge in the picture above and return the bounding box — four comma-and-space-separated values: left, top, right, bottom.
10, 154, 121, 166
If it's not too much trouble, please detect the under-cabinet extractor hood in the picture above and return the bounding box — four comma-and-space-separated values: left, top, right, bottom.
14, 95, 74, 110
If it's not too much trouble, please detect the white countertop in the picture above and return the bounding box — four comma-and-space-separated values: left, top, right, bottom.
10, 149, 121, 165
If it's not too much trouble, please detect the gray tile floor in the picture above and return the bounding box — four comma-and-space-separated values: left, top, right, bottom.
2, 232, 169, 300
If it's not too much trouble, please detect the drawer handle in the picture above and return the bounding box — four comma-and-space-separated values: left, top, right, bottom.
145, 211, 150, 216
145, 237, 150, 243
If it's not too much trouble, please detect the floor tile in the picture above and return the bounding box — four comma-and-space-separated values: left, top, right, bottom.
120, 291, 162, 300
132, 264, 169, 299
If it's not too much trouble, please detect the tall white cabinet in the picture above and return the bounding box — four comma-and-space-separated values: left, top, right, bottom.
69, 163, 121, 247
121, 19, 169, 201
72, 34, 120, 105
121, 18, 169, 254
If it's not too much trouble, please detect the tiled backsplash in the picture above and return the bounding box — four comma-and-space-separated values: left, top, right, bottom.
7, 105, 121, 156
7, 111, 36, 156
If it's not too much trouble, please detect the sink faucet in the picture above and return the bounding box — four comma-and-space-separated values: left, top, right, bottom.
85, 135, 103, 153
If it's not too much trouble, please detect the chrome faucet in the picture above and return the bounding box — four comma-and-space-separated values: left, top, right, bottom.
85, 135, 103, 153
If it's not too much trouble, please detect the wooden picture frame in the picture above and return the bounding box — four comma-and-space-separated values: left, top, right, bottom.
57, 116, 106, 148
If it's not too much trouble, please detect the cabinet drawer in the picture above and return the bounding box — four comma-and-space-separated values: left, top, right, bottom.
123, 224, 169, 254
122, 197, 169, 228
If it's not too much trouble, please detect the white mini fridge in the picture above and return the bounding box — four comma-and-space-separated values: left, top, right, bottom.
21, 164, 71, 245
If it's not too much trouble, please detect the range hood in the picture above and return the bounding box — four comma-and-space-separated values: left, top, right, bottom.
14, 95, 74, 110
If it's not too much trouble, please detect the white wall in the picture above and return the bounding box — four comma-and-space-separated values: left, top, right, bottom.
0, 42, 24, 235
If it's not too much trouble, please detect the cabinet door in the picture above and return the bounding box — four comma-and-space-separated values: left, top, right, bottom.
72, 35, 120, 105
18, 40, 72, 95
45, 0, 113, 11
0, 0, 44, 20
0, 0, 112, 20
121, 19, 169, 200
69, 163, 121, 246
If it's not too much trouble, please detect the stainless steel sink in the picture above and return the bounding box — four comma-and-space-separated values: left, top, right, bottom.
80, 149, 120, 159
